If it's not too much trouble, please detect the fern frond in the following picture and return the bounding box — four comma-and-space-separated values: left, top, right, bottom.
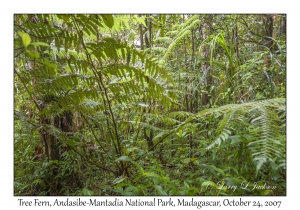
191, 98, 286, 173
159, 16, 200, 66
248, 103, 284, 173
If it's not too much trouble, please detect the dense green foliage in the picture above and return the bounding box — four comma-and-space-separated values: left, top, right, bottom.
14, 14, 286, 195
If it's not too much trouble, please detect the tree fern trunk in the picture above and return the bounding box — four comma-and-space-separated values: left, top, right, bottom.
40, 110, 73, 195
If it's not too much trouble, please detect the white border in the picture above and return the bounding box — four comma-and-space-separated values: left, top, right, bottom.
2, 0, 298, 209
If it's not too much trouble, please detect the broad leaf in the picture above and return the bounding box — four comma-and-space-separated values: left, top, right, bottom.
101, 14, 114, 28
82, 188, 94, 196
31, 42, 50, 47
115, 156, 132, 162
18, 32, 31, 48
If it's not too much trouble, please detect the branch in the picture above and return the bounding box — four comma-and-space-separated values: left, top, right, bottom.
14, 23, 61, 40
14, 69, 41, 111
71, 147, 115, 174
72, 17, 122, 158
80, 112, 113, 160
121, 129, 174, 173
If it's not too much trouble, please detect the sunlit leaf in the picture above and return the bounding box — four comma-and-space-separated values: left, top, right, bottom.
101, 14, 114, 28
112, 176, 125, 185
115, 156, 132, 162
18, 32, 31, 47
82, 188, 94, 196
31, 42, 50, 47
144, 172, 160, 178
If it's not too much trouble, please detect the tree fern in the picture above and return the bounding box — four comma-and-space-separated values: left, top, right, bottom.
191, 98, 286, 173
14, 14, 179, 178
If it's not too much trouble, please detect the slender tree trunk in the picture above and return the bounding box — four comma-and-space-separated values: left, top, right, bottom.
144, 15, 150, 48
263, 14, 274, 98
191, 29, 198, 113
233, 24, 239, 63
281, 14, 286, 36
183, 15, 189, 112
264, 14, 274, 51
233, 21, 241, 102
149, 15, 152, 48
200, 16, 212, 106
263, 14, 274, 70
138, 14, 144, 50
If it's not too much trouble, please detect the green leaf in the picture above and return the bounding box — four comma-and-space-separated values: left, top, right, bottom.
115, 156, 144, 175
200, 164, 225, 176
82, 188, 94, 196
67, 139, 75, 147
154, 185, 167, 195
176, 129, 183, 137
124, 185, 139, 195
33, 179, 45, 187
224, 177, 243, 186
112, 176, 125, 185
115, 183, 128, 188
153, 131, 165, 141
182, 158, 190, 164
126, 147, 139, 153
201, 181, 216, 193
31, 42, 50, 47
101, 14, 114, 28
230, 135, 243, 144
144, 172, 160, 178
18, 32, 31, 48
27, 51, 40, 59
261, 190, 273, 195
72, 136, 81, 142
115, 156, 132, 162
137, 102, 149, 108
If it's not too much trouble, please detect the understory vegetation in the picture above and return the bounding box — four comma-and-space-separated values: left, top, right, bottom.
14, 14, 286, 195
